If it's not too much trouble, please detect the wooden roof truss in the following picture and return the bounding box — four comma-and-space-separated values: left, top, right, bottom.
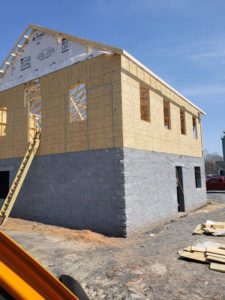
0, 27, 34, 77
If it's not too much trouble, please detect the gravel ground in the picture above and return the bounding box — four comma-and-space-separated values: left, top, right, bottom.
3, 201, 225, 300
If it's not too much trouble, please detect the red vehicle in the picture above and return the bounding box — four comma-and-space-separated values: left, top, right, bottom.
206, 176, 225, 190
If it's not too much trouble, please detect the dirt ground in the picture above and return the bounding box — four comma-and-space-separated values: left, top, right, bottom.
3, 201, 225, 300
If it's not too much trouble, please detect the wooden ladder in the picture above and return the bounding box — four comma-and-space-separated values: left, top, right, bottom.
0, 130, 41, 225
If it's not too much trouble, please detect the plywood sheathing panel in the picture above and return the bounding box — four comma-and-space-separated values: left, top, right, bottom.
121, 55, 203, 158
0, 55, 123, 159
0, 51, 204, 160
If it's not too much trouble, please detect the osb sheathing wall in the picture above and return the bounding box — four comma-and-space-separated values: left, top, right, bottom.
0, 53, 204, 160
0, 54, 123, 159
121, 55, 203, 158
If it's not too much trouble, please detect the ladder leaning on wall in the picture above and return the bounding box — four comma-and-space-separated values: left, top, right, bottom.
0, 129, 41, 226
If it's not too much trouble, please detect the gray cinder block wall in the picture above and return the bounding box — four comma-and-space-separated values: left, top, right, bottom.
123, 148, 206, 234
0, 150, 126, 237
0, 148, 206, 236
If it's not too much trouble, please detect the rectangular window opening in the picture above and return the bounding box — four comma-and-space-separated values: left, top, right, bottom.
24, 82, 42, 142
69, 83, 87, 123
0, 107, 7, 137
180, 109, 186, 135
195, 166, 202, 188
140, 85, 150, 122
193, 116, 197, 139
163, 100, 171, 129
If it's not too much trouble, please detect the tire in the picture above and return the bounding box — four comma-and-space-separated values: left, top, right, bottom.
59, 274, 89, 300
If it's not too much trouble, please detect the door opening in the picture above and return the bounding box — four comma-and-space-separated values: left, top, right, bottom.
0, 171, 9, 199
176, 166, 185, 212
24, 81, 42, 142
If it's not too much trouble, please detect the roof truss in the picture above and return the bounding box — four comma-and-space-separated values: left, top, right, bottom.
0, 27, 34, 77
0, 24, 122, 78
0, 24, 205, 115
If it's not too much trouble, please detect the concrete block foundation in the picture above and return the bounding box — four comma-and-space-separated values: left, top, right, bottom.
123, 148, 207, 234
0, 148, 207, 236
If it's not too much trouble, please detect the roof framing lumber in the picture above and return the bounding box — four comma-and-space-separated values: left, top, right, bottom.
0, 27, 34, 77
29, 24, 123, 55
0, 24, 205, 115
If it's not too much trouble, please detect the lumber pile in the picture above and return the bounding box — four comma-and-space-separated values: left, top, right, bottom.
178, 244, 225, 272
193, 220, 225, 236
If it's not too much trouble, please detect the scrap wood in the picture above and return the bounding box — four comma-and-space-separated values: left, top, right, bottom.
184, 245, 206, 252
206, 246, 225, 256
211, 230, 225, 236
178, 242, 225, 271
193, 220, 225, 236
193, 224, 204, 235
206, 253, 225, 259
207, 255, 225, 263
210, 262, 225, 273
178, 250, 207, 263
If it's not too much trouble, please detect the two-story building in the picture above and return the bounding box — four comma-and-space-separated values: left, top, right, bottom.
0, 25, 206, 236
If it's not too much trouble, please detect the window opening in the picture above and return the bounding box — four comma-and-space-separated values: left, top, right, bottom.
0, 107, 7, 136
69, 83, 87, 123
195, 166, 202, 188
180, 109, 186, 135
140, 85, 150, 122
163, 100, 171, 129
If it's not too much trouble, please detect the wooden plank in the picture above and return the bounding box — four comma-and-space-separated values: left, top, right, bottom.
207, 255, 225, 263
208, 222, 225, 229
193, 224, 204, 235
178, 250, 208, 263
210, 262, 225, 273
183, 246, 206, 253
206, 246, 225, 256
190, 246, 206, 253
206, 253, 225, 259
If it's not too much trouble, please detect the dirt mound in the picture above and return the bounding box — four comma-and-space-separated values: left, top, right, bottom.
3, 218, 122, 246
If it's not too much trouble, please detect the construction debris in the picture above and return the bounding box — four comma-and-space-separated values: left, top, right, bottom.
193, 220, 225, 236
178, 242, 225, 273
210, 262, 225, 273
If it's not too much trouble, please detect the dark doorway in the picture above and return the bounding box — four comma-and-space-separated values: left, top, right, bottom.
176, 167, 185, 212
0, 171, 9, 199
220, 170, 224, 176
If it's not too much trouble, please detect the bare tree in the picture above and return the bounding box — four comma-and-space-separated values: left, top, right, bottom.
204, 149, 223, 175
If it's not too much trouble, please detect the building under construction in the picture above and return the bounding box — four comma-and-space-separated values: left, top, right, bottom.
0, 25, 206, 236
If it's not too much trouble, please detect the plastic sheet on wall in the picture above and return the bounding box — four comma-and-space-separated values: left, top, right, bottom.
0, 31, 112, 91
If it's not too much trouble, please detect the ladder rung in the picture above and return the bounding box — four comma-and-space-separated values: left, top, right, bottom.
13, 180, 18, 185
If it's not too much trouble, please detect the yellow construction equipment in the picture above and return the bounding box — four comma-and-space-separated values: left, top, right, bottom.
0, 230, 82, 299
0, 129, 41, 225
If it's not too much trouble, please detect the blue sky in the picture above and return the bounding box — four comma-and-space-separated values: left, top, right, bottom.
0, 0, 224, 154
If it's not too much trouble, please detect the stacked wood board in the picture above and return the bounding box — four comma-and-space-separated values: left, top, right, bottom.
178, 244, 225, 272
193, 220, 225, 236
